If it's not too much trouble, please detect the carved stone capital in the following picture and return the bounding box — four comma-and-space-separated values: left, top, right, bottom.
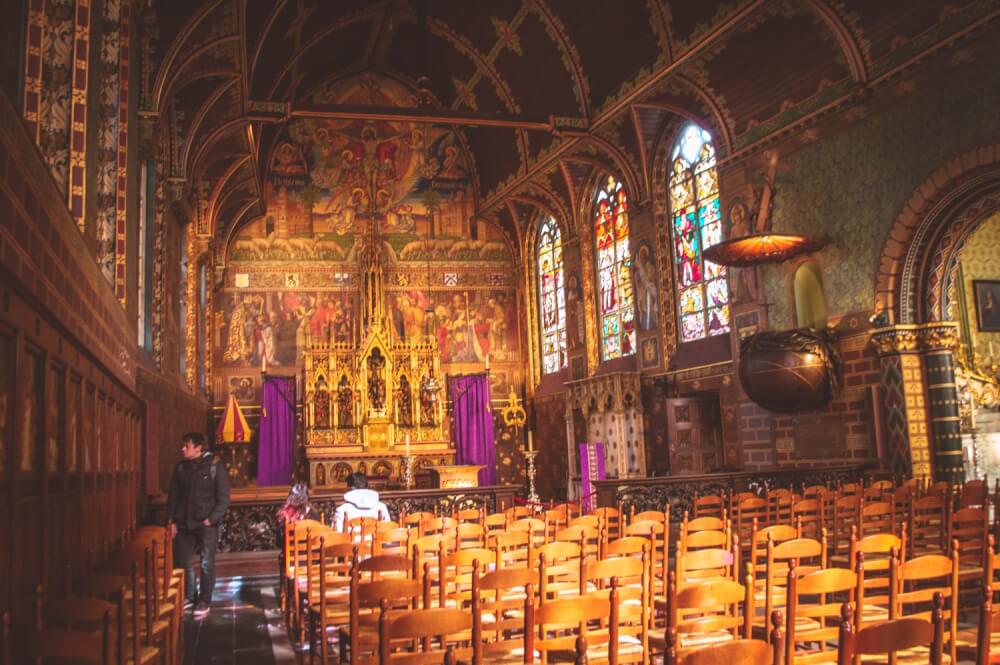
565, 372, 643, 414
869, 322, 959, 356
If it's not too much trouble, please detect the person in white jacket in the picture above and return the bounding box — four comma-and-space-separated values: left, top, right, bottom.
333, 472, 391, 532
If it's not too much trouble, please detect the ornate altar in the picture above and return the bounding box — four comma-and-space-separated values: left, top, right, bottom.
431, 465, 484, 489
303, 200, 452, 488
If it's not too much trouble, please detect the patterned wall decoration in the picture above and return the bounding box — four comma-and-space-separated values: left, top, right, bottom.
958, 211, 1000, 360
67, 0, 91, 230
114, 0, 131, 304
96, 0, 123, 285
761, 53, 1000, 328
39, 0, 74, 196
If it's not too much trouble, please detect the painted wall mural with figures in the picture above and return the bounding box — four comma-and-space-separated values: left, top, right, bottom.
212, 74, 525, 487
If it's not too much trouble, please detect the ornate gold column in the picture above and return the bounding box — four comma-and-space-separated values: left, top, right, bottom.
869, 322, 961, 482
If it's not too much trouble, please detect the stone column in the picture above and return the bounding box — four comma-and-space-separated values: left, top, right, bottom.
869, 322, 961, 482
920, 324, 963, 482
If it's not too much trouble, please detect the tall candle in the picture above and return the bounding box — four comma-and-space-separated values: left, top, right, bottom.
485, 353, 490, 371
261, 354, 267, 374
405, 433, 411, 456
527, 431, 533, 452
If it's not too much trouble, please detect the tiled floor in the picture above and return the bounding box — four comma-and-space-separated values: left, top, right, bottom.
182, 575, 296, 665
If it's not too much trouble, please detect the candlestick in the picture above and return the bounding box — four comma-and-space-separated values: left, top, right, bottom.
402, 454, 415, 490
527, 430, 534, 452
524, 450, 540, 506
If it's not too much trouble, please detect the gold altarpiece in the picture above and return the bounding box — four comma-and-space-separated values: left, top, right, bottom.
303, 208, 452, 489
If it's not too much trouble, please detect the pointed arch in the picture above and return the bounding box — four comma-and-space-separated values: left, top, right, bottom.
537, 216, 568, 374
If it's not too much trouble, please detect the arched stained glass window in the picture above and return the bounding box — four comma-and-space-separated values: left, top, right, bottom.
670, 125, 730, 342
594, 176, 635, 360
537, 217, 567, 374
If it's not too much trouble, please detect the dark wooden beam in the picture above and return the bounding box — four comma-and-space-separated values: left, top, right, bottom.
246, 100, 589, 134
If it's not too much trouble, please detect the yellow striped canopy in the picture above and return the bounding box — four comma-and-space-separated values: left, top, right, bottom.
216, 393, 251, 443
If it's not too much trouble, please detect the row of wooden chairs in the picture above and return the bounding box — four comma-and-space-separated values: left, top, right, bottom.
0, 524, 183, 665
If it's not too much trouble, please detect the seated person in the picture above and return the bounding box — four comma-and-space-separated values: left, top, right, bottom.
333, 471, 391, 532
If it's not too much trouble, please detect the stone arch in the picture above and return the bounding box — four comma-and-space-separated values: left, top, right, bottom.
874, 145, 1000, 324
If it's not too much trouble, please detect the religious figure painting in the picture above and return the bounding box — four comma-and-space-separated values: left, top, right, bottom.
633, 241, 659, 331
390, 289, 519, 363
228, 376, 256, 402
220, 290, 357, 367
566, 272, 584, 350
974, 280, 1000, 332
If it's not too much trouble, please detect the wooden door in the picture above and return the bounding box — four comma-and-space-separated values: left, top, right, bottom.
665, 397, 723, 475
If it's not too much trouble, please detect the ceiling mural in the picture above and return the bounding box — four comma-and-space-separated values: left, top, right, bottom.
142, 0, 1000, 257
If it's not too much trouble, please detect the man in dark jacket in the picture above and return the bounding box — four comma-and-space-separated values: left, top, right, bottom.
167, 432, 230, 619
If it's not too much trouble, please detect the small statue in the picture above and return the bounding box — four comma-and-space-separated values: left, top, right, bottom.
313, 376, 330, 428
368, 350, 386, 411
419, 370, 439, 426
337, 375, 353, 428
397, 375, 413, 426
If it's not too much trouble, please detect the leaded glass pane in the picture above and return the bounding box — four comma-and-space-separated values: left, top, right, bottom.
594, 176, 634, 359
669, 125, 730, 343
537, 217, 567, 374
681, 313, 705, 342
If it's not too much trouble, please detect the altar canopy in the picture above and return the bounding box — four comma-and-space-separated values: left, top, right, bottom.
258, 376, 296, 485
449, 375, 497, 486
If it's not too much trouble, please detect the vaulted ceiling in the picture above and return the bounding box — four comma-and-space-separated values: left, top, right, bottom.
142, 0, 999, 258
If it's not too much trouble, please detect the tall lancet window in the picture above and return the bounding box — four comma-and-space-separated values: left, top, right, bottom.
670, 124, 730, 342
594, 176, 635, 360
537, 217, 567, 374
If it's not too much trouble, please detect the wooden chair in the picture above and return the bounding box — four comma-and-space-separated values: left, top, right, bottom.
594, 507, 622, 541
102, 545, 173, 665
766, 489, 794, 526
341, 576, 424, 665
674, 638, 777, 665
20, 609, 115, 664
694, 492, 726, 520
858, 499, 895, 539
377, 605, 478, 664
286, 519, 325, 631
676, 547, 737, 591
454, 522, 487, 551
890, 544, 959, 664
524, 586, 633, 664
309, 542, 357, 665
951, 506, 990, 579
909, 495, 948, 556
73, 571, 157, 665
556, 525, 600, 562
836, 597, 944, 665
437, 548, 494, 608
760, 536, 826, 633
584, 556, 650, 660
654, 573, 753, 660
831, 494, 861, 559
537, 541, 583, 600
509, 517, 546, 548
791, 498, 825, 541
736, 498, 768, 551
492, 530, 533, 569
849, 531, 905, 629
477, 566, 539, 661
784, 563, 859, 665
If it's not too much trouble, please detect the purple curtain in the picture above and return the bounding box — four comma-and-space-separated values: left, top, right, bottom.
579, 442, 606, 514
258, 376, 296, 486
449, 374, 497, 486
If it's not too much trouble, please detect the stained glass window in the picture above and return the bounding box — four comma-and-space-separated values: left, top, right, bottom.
537, 217, 567, 374
670, 125, 730, 342
594, 176, 635, 360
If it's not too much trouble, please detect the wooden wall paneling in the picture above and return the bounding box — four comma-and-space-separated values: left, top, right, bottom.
45, 360, 65, 592
0, 325, 14, 615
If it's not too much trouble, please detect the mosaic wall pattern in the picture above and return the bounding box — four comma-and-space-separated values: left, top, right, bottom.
761, 53, 1000, 328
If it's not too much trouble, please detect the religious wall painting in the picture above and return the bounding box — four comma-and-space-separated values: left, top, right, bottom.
220, 290, 358, 367
228, 376, 256, 402
19, 350, 43, 475
388, 289, 520, 363
974, 280, 1000, 331
566, 272, 585, 351
47, 365, 64, 474
634, 241, 659, 332
640, 337, 660, 369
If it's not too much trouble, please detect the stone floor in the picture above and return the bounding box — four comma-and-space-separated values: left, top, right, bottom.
182, 575, 296, 665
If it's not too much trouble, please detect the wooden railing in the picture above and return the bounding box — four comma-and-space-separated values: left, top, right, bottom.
150, 484, 520, 553
594, 464, 870, 519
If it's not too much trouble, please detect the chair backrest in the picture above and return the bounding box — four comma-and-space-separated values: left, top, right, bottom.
909, 494, 947, 555
378, 605, 477, 665
678, 639, 773, 665
477, 566, 538, 659
837, 597, 943, 665
526, 587, 618, 663
786, 564, 859, 664
669, 574, 752, 644
892, 547, 958, 663
693, 493, 726, 520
